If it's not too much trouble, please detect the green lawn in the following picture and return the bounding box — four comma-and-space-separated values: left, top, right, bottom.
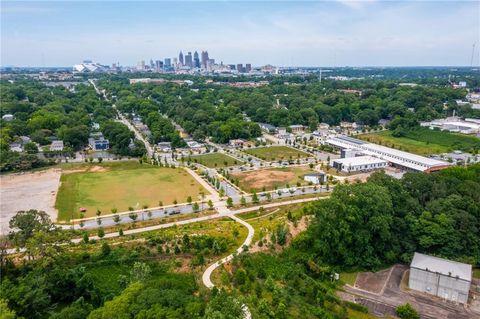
232, 166, 316, 192
473, 268, 480, 279
359, 128, 480, 155
186, 153, 243, 168
55, 161, 207, 220
340, 272, 358, 286
244, 146, 312, 161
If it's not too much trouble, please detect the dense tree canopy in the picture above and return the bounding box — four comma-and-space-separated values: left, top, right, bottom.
300, 164, 480, 269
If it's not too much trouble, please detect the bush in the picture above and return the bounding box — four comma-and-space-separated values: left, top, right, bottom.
396, 303, 420, 319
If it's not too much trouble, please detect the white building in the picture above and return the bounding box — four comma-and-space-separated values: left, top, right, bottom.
2, 114, 14, 121
157, 142, 172, 152
420, 117, 480, 135
332, 156, 388, 173
409, 252, 471, 304
326, 136, 450, 172
303, 172, 326, 184
50, 140, 64, 152
73, 61, 108, 73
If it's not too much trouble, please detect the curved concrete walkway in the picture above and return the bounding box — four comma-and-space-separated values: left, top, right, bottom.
202, 213, 254, 319
202, 214, 254, 288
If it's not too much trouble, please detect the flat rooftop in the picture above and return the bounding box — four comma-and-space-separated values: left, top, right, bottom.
333, 155, 387, 166
411, 252, 472, 282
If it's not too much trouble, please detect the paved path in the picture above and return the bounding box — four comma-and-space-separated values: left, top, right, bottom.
185, 167, 219, 200
202, 214, 255, 288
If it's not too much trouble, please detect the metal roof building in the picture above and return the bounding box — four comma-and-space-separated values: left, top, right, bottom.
409, 252, 472, 303
326, 136, 450, 172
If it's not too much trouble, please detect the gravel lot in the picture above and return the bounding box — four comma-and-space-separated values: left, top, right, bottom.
0, 169, 61, 235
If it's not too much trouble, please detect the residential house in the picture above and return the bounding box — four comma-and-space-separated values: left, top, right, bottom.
289, 125, 305, 135
50, 140, 64, 152
88, 133, 109, 151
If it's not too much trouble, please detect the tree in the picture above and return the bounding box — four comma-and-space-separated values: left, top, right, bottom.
87, 283, 143, 319
119, 228, 124, 236
50, 297, 93, 319
204, 290, 244, 319
0, 298, 17, 319
96, 209, 102, 217
129, 213, 138, 223
226, 197, 233, 208
97, 228, 105, 238
276, 224, 289, 246
23, 142, 38, 154
113, 215, 121, 224
187, 196, 192, 204
208, 199, 214, 209
130, 262, 151, 282
240, 196, 247, 206
252, 192, 259, 204
192, 202, 200, 212
9, 210, 54, 249
101, 242, 111, 256
82, 233, 89, 244
396, 303, 420, 319
232, 228, 239, 239
266, 192, 272, 201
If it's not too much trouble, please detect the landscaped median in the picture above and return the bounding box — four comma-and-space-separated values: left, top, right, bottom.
69, 199, 208, 227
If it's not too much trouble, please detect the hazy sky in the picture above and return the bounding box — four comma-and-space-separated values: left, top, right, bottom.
1, 0, 479, 67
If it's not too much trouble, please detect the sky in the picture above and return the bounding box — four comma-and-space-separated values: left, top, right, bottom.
1, 0, 479, 67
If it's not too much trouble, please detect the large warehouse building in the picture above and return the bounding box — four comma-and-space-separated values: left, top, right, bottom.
409, 252, 472, 304
326, 136, 450, 172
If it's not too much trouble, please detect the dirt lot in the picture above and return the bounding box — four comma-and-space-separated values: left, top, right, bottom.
355, 267, 393, 294
237, 170, 295, 189
232, 167, 315, 192
0, 169, 61, 234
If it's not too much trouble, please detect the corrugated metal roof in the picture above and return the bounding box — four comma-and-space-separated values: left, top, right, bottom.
410, 252, 472, 282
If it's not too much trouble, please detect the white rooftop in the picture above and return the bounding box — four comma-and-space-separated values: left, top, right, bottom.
411, 252, 472, 282
327, 136, 449, 172
333, 155, 387, 166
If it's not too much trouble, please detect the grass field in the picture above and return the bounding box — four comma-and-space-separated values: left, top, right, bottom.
340, 272, 358, 286
473, 268, 480, 279
186, 153, 243, 168
244, 146, 312, 161
232, 166, 316, 192
55, 161, 207, 220
359, 128, 480, 155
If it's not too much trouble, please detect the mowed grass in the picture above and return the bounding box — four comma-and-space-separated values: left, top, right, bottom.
359, 128, 480, 155
232, 166, 316, 192
56, 162, 207, 220
340, 272, 358, 286
244, 146, 312, 161
187, 153, 243, 168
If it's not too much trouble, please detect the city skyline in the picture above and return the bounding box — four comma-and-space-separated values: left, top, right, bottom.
1, 0, 479, 67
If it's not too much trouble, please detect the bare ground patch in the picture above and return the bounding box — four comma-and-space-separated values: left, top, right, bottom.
233, 170, 295, 189
355, 267, 392, 294
0, 169, 61, 234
